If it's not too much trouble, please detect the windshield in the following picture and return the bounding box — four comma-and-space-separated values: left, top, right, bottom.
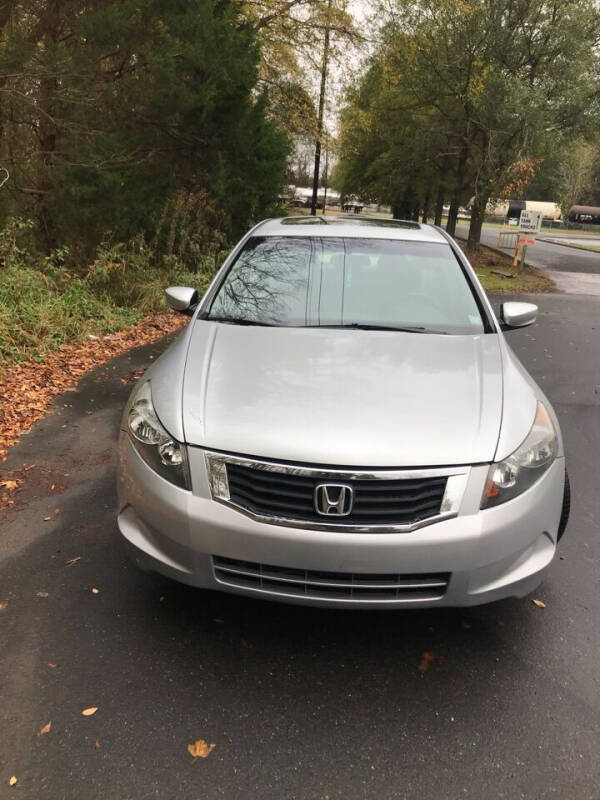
207, 236, 485, 334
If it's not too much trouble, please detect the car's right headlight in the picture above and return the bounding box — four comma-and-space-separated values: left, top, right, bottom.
126, 380, 190, 489
481, 402, 557, 509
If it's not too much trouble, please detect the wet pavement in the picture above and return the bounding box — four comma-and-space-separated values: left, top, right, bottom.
1, 296, 600, 800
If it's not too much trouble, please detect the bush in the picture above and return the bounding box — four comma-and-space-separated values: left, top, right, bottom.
86, 237, 220, 312
0, 257, 139, 367
0, 218, 222, 370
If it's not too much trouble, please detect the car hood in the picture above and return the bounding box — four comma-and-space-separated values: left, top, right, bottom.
181, 322, 503, 467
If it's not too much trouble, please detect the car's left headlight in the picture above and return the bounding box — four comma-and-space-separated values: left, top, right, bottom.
126, 380, 190, 489
481, 402, 557, 509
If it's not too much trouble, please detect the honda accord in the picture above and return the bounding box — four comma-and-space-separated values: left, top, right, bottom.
117, 216, 569, 607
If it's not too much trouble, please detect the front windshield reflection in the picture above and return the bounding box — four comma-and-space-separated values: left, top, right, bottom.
208, 236, 484, 334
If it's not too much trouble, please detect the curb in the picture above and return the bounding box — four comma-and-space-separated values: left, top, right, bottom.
536, 237, 600, 253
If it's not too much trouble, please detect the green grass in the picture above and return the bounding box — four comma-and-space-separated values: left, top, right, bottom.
476, 267, 554, 293
553, 242, 600, 253
457, 242, 555, 294
0, 261, 141, 367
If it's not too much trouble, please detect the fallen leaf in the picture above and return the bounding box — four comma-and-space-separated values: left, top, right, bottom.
0, 480, 19, 490
0, 600, 8, 609
43, 516, 52, 521
38, 721, 52, 736
94, 740, 101, 749
81, 707, 98, 716
417, 651, 445, 673
187, 739, 215, 758
47, 662, 58, 668
65, 556, 81, 566
9, 776, 17, 786
532, 598, 547, 608
0, 313, 185, 473
91, 587, 99, 594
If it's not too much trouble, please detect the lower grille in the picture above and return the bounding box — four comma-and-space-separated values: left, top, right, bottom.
213, 556, 450, 602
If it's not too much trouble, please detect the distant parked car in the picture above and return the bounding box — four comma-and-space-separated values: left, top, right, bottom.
117, 216, 569, 608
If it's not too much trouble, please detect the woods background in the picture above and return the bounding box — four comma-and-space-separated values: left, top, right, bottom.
1, 0, 600, 368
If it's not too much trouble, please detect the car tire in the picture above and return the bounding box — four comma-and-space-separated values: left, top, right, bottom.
557, 469, 571, 542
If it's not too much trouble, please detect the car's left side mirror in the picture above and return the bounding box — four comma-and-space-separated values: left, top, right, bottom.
500, 301, 537, 330
165, 286, 199, 316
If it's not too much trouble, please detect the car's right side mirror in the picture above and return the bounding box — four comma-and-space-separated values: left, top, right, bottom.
165, 286, 199, 316
500, 301, 537, 329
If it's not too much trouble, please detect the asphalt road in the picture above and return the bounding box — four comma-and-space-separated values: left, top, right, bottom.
455, 224, 600, 274
2, 296, 600, 800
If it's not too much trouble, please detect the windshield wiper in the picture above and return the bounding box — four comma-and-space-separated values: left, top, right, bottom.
306, 323, 443, 334
208, 318, 447, 333
208, 316, 277, 327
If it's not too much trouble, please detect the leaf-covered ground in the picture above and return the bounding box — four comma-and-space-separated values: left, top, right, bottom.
0, 312, 185, 509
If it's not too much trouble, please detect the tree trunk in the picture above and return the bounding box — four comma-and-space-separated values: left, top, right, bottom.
467, 193, 488, 252
392, 185, 413, 220
434, 157, 448, 226
36, 2, 61, 251
434, 182, 445, 226
446, 197, 460, 236
446, 140, 469, 237
310, 0, 331, 216
422, 187, 431, 223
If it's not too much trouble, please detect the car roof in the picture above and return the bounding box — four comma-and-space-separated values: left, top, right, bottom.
254, 216, 448, 244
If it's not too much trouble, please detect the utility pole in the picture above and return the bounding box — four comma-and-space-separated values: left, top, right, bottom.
322, 142, 329, 213
310, 0, 332, 216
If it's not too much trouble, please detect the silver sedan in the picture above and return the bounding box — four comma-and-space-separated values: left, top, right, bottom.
117, 217, 570, 608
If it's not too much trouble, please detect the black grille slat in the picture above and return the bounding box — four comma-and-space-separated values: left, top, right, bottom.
351, 500, 442, 515
226, 475, 314, 501
226, 463, 447, 527
213, 556, 450, 601
229, 469, 315, 490
352, 489, 447, 505
228, 490, 314, 514
357, 482, 447, 495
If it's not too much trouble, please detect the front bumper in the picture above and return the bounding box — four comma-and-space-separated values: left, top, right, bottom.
117, 436, 565, 608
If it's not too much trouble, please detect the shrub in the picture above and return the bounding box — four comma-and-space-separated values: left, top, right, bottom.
85, 237, 221, 312
0, 258, 138, 367
0, 218, 221, 370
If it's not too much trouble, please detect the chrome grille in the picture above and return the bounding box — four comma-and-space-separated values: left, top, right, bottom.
213, 556, 450, 602
226, 462, 447, 527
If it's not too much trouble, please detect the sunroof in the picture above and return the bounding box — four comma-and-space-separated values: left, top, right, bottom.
280, 216, 329, 225
280, 215, 421, 229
